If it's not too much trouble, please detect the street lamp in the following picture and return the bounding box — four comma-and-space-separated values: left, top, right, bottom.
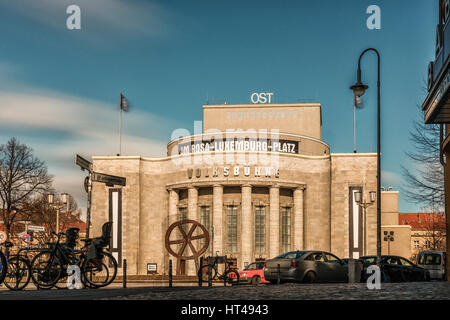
47, 193, 68, 233
384, 231, 394, 255
350, 48, 381, 266
355, 190, 376, 256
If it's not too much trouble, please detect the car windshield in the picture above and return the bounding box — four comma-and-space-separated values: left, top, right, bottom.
419, 254, 442, 265
276, 251, 307, 259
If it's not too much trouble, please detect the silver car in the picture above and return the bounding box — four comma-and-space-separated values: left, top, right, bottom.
417, 251, 447, 280
264, 251, 348, 283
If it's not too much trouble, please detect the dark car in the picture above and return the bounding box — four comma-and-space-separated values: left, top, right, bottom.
360, 255, 430, 282
264, 251, 348, 283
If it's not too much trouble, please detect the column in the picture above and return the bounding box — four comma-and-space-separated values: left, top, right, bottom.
241, 184, 252, 270
212, 184, 223, 256
187, 187, 198, 275
293, 188, 304, 251
269, 185, 280, 258
168, 188, 179, 226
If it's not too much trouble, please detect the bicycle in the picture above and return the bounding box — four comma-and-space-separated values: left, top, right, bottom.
30, 223, 117, 289
198, 255, 240, 285
2, 243, 32, 291
0, 241, 12, 285
80, 222, 117, 288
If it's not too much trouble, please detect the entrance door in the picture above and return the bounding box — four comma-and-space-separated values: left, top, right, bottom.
179, 259, 186, 275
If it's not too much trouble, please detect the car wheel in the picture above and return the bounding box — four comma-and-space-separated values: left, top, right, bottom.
251, 276, 261, 286
303, 271, 316, 283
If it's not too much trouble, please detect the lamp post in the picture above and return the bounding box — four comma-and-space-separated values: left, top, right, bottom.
384, 231, 394, 255
354, 190, 376, 256
48, 193, 68, 233
350, 48, 381, 266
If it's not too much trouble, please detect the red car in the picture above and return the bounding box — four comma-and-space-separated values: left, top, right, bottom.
237, 262, 269, 285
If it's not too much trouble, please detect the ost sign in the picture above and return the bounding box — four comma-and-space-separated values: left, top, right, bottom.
251, 92, 273, 104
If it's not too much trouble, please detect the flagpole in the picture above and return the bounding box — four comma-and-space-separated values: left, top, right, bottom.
119, 104, 122, 156
119, 93, 122, 156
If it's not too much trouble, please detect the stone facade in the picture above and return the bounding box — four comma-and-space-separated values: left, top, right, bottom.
91, 102, 385, 276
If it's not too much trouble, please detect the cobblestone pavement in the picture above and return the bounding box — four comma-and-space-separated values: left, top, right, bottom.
106, 282, 450, 300
0, 282, 448, 300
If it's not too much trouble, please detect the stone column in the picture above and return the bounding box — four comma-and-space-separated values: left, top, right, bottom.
212, 184, 223, 256
269, 185, 280, 258
293, 188, 304, 251
168, 189, 179, 226
186, 187, 198, 275
241, 184, 252, 270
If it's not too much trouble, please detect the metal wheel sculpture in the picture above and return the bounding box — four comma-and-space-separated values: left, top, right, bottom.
165, 219, 210, 275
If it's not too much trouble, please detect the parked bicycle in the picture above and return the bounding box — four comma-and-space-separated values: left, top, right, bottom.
198, 255, 240, 285
30, 222, 117, 289
0, 241, 12, 285
3, 243, 32, 291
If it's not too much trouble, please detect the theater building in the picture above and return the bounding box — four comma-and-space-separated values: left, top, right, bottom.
91, 102, 381, 276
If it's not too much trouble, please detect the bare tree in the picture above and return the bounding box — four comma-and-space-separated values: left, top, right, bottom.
421, 213, 447, 251
401, 106, 445, 210
0, 138, 53, 241
20, 193, 82, 245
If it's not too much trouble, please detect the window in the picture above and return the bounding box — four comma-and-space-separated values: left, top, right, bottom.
179, 207, 188, 232
179, 207, 187, 221
200, 206, 211, 252
305, 252, 326, 262
425, 240, 431, 249
227, 205, 238, 253
420, 254, 442, 265
255, 206, 266, 254
281, 207, 291, 252
399, 258, 414, 267
414, 240, 419, 249
324, 253, 341, 264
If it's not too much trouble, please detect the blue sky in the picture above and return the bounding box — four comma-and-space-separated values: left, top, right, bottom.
0, 0, 439, 217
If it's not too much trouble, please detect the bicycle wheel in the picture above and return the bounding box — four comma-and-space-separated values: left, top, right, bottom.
82, 251, 117, 288
199, 265, 218, 282
4, 256, 31, 290
0, 251, 7, 284
225, 270, 240, 285
30, 251, 62, 288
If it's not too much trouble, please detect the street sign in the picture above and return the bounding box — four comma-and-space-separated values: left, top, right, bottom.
28, 225, 45, 232
0, 231, 7, 243
92, 172, 126, 187
147, 263, 157, 274
20, 233, 31, 243
75, 154, 92, 172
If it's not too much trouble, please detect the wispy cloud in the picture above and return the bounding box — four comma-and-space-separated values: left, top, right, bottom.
5, 0, 171, 42
0, 84, 178, 220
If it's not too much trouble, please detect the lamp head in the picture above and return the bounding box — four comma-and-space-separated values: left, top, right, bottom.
350, 82, 369, 107
369, 191, 376, 203
61, 193, 68, 204
47, 193, 54, 205
354, 191, 362, 203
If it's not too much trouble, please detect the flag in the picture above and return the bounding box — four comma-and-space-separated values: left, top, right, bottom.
120, 93, 129, 112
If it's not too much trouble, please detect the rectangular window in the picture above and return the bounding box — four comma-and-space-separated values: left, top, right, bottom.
281, 207, 291, 252
227, 205, 238, 253
414, 240, 419, 249
179, 207, 187, 232
200, 206, 211, 253
255, 206, 266, 254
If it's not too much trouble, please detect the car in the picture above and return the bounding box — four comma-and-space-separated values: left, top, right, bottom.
263, 251, 348, 283
417, 251, 447, 280
236, 262, 269, 285
360, 255, 430, 282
